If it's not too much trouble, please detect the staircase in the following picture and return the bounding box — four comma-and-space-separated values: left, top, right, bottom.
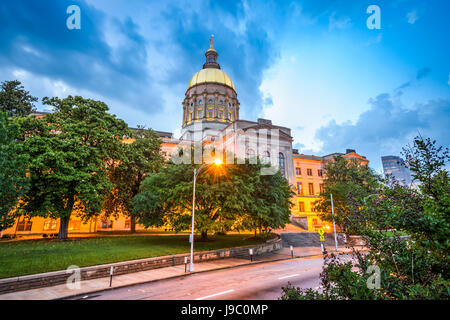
289, 216, 308, 231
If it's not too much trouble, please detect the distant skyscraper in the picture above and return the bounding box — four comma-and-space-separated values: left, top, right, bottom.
381, 155, 413, 186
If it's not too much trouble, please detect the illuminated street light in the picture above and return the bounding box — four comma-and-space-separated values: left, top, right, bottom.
189, 159, 222, 272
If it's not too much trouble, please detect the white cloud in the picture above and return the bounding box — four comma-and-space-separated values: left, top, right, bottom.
315, 94, 450, 171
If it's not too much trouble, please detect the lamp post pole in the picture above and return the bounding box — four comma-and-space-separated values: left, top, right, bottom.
189, 163, 208, 272
330, 193, 339, 252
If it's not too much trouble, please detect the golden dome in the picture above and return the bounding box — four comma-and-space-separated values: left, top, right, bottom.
187, 68, 235, 91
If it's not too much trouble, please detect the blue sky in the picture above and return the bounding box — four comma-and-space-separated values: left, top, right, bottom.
1, 0, 449, 172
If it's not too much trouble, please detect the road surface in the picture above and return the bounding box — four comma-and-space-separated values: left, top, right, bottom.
72, 256, 325, 300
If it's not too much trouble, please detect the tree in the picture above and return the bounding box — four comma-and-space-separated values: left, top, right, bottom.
17, 96, 129, 239
103, 126, 164, 232
315, 155, 381, 232
281, 136, 449, 300
238, 162, 294, 236
0, 80, 37, 117
0, 112, 29, 231
133, 156, 293, 240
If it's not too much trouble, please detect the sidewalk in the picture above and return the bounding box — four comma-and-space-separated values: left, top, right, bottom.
0, 246, 354, 300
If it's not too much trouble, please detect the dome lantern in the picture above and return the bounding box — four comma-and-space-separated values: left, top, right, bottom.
203, 35, 220, 69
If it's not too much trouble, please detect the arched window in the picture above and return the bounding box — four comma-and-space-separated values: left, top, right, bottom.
278, 152, 285, 177
198, 100, 202, 105
262, 151, 270, 164
208, 99, 213, 104
246, 148, 255, 158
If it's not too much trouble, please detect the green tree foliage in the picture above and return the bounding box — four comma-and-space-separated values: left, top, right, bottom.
0, 80, 37, 117
17, 96, 129, 239
238, 162, 294, 236
0, 112, 29, 231
315, 155, 381, 232
133, 156, 293, 240
281, 136, 449, 300
103, 126, 164, 232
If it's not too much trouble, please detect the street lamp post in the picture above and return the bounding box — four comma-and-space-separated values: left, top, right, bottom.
189, 160, 222, 272
330, 193, 339, 252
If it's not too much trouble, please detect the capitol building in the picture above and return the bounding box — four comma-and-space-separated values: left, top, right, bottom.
154, 37, 369, 232
2, 38, 369, 237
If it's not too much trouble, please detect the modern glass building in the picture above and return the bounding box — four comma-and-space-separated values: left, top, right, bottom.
381, 155, 413, 186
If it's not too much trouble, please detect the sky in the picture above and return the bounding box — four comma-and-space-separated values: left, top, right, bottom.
1, 0, 449, 172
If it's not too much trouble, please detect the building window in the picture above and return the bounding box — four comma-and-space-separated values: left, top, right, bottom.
278, 153, 285, 177
319, 184, 324, 193
198, 110, 203, 119
296, 167, 301, 175
189, 112, 193, 121
208, 99, 213, 104
198, 100, 202, 105
125, 219, 131, 229
297, 182, 303, 195
308, 183, 314, 195
298, 202, 305, 212
208, 110, 213, 118
68, 220, 81, 231
227, 112, 231, 120
262, 151, 270, 164
17, 220, 33, 232
307, 168, 313, 176
318, 169, 323, 177
218, 111, 223, 119
311, 203, 316, 212
219, 100, 223, 105
102, 220, 113, 229
43, 220, 58, 231
229, 103, 231, 107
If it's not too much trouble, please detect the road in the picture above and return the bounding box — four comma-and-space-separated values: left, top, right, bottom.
73, 256, 325, 300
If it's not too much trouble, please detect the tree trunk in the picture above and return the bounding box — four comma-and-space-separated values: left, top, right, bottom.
200, 231, 208, 241
59, 192, 75, 240
130, 214, 136, 233
58, 215, 70, 239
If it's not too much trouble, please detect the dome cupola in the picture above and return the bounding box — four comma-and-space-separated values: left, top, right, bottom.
181, 36, 240, 135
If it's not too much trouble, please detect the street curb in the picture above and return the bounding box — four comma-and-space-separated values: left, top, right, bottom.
58, 253, 325, 300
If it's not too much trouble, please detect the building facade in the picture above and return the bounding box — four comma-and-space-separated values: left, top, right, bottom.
1, 38, 369, 237
291, 149, 369, 231
381, 155, 413, 186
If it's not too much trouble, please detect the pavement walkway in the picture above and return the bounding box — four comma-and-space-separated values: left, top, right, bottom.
0, 246, 355, 300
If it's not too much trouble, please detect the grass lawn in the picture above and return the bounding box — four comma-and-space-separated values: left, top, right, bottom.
0, 234, 262, 279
